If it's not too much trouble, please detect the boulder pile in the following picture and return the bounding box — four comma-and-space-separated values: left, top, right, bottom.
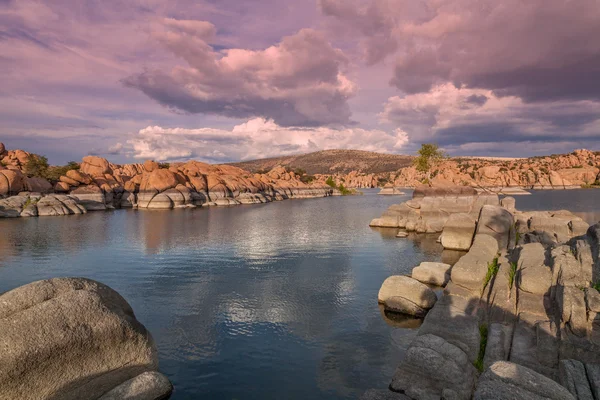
0, 277, 172, 400
0, 149, 335, 218
370, 188, 600, 399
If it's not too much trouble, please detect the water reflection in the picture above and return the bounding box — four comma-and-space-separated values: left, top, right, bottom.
0, 189, 598, 399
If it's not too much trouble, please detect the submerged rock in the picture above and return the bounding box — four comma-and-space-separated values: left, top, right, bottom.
98, 371, 173, 400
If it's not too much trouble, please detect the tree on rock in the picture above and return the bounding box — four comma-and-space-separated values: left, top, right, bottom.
25, 154, 49, 178
414, 144, 446, 183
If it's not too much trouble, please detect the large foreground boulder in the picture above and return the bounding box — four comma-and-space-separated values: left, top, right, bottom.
0, 278, 171, 400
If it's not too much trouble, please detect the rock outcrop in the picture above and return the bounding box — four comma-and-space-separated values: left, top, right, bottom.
0, 147, 336, 218
0, 278, 172, 400
372, 195, 600, 398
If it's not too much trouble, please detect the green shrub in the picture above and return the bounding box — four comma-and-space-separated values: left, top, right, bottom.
325, 176, 336, 188
474, 323, 488, 372
45, 161, 80, 182
25, 154, 49, 178
158, 162, 170, 169
482, 256, 500, 295
300, 174, 315, 184
593, 281, 600, 292
507, 262, 518, 291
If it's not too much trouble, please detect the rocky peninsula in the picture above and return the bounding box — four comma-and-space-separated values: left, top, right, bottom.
0, 143, 338, 218
236, 148, 600, 190
367, 186, 600, 399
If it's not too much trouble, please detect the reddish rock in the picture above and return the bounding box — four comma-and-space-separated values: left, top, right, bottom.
0, 169, 27, 196
143, 160, 158, 173
80, 156, 112, 177
66, 169, 93, 185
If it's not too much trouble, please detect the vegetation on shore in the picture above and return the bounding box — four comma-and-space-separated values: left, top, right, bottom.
25, 154, 80, 182
474, 323, 489, 372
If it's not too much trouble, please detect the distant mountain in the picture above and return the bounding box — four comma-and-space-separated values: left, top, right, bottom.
229, 149, 414, 175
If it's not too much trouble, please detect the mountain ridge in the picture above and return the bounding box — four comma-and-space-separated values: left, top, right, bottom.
229, 149, 414, 175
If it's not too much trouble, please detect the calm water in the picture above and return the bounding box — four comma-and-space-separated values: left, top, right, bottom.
0, 189, 440, 399
0, 188, 598, 399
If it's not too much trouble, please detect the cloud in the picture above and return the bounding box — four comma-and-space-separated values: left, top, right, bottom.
380, 83, 600, 155
123, 22, 357, 127
320, 0, 600, 102
125, 118, 409, 162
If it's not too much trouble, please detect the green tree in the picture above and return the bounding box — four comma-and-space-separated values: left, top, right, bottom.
414, 143, 446, 182
325, 176, 336, 188
25, 154, 49, 178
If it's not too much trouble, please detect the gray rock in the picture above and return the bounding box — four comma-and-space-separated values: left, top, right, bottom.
474, 361, 575, 400
483, 323, 512, 371
384, 296, 429, 318
378, 276, 437, 308
390, 334, 477, 400
441, 213, 477, 251
98, 371, 173, 400
451, 234, 499, 291
585, 363, 600, 400
378, 276, 437, 316
518, 243, 552, 296
500, 196, 516, 212
476, 205, 514, 250
147, 192, 174, 209
70, 185, 107, 211
417, 294, 481, 362
411, 262, 452, 287
36, 195, 86, 216
559, 359, 593, 400
558, 285, 588, 337
0, 278, 162, 400
529, 215, 572, 244
359, 389, 411, 400
412, 185, 478, 198
586, 288, 600, 312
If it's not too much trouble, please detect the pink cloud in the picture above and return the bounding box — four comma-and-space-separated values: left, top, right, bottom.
123, 22, 356, 126
123, 118, 409, 162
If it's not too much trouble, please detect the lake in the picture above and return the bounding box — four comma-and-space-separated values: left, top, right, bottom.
0, 188, 598, 399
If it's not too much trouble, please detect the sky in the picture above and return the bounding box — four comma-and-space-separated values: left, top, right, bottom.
1, 0, 599, 164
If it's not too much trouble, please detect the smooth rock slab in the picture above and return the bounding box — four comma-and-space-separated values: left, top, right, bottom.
98, 371, 173, 400
559, 359, 594, 400
411, 262, 451, 287
451, 234, 499, 291
476, 205, 514, 250
474, 361, 575, 400
518, 242, 552, 296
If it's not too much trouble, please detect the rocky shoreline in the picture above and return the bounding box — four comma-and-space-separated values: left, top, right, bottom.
1, 146, 339, 218
366, 186, 600, 399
